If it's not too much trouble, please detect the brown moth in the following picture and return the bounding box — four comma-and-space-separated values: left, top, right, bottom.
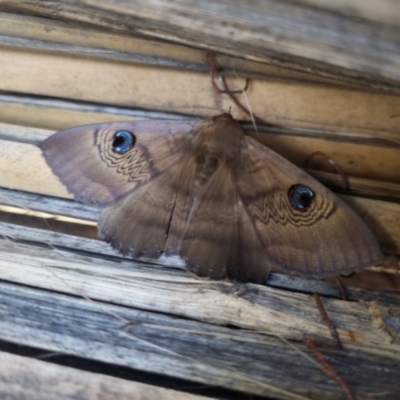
40, 113, 382, 283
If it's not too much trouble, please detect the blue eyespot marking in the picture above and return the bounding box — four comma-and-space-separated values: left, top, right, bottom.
289, 185, 315, 210
112, 131, 135, 153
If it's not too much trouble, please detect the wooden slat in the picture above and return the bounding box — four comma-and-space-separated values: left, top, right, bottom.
3, 0, 400, 90
0, 225, 399, 399
342, 195, 400, 256
1, 94, 400, 147
0, 136, 71, 198
0, 47, 305, 120
0, 188, 97, 222
0, 351, 208, 400
308, 170, 400, 201
1, 46, 400, 133
0, 12, 347, 87
0, 94, 190, 132
295, 0, 400, 28
0, 220, 399, 350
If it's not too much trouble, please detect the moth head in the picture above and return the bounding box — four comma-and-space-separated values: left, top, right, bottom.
112, 130, 136, 154
197, 113, 244, 162
288, 185, 315, 211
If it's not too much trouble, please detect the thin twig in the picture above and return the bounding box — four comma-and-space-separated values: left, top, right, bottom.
305, 339, 357, 400
304, 151, 349, 191
334, 277, 347, 300
208, 52, 274, 126
313, 292, 343, 350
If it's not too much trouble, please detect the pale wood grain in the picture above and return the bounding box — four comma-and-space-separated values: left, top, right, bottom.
0, 282, 324, 400
308, 170, 400, 201
344, 196, 400, 256
0, 224, 399, 399
0, 351, 208, 400
296, 0, 400, 28
3, 0, 400, 89
0, 12, 346, 88
0, 94, 191, 131
0, 220, 398, 354
0, 188, 97, 221
1, 47, 400, 133
0, 138, 71, 198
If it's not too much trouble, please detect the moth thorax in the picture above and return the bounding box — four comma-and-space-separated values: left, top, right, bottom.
196, 114, 242, 161
194, 154, 221, 188
201, 132, 242, 164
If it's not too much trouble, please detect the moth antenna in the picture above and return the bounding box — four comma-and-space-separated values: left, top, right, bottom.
208, 51, 249, 94
234, 70, 258, 134
207, 52, 273, 127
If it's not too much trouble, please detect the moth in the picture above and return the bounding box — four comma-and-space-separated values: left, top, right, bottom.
40, 113, 382, 283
